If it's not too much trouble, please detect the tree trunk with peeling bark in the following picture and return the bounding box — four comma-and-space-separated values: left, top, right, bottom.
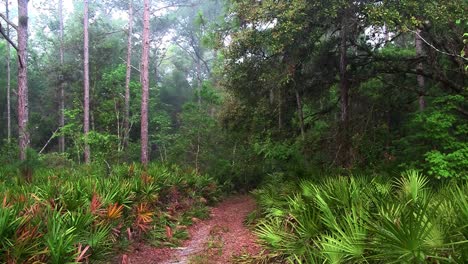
17, 0, 29, 162
140, 0, 151, 166
83, 0, 91, 163
58, 0, 65, 152
123, 0, 133, 151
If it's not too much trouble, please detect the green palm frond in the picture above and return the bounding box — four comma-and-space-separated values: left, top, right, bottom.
447, 183, 468, 261
0, 206, 23, 260
287, 195, 320, 240
317, 195, 367, 263
44, 210, 78, 264
255, 216, 297, 251
395, 170, 429, 203
367, 198, 446, 263
84, 224, 112, 260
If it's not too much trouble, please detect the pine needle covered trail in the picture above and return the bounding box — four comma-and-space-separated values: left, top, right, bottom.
124, 195, 262, 263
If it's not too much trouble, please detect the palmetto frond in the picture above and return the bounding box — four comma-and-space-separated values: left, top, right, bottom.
106, 203, 124, 220
367, 197, 446, 263
395, 170, 429, 203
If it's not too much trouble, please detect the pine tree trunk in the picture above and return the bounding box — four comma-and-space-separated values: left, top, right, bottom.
339, 14, 350, 168
195, 54, 202, 173
58, 0, 65, 152
295, 88, 305, 140
140, 0, 151, 166
415, 29, 426, 111
123, 0, 133, 150
6, 0, 11, 143
17, 0, 29, 162
196, 56, 202, 105
83, 0, 91, 163
278, 88, 282, 131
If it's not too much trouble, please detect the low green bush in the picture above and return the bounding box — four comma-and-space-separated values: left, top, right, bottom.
0, 162, 220, 263
252, 170, 468, 263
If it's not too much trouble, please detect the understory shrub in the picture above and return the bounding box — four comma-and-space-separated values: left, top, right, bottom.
395, 95, 468, 179
252, 170, 468, 263
0, 162, 220, 263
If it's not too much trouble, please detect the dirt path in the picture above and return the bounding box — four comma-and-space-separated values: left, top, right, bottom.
123, 195, 262, 264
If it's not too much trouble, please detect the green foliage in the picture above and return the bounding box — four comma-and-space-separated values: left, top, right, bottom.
396, 95, 468, 179
0, 141, 20, 178
45, 210, 78, 264
0, 163, 221, 262
2, 0, 467, 260
252, 170, 468, 263
425, 148, 468, 179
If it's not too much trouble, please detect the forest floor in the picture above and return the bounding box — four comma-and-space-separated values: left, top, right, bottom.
121, 195, 262, 264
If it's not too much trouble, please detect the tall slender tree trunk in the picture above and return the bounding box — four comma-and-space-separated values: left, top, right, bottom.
83, 0, 91, 163
339, 14, 350, 167
17, 0, 29, 162
269, 89, 274, 105
5, 0, 11, 143
415, 29, 426, 111
114, 98, 121, 151
154, 57, 158, 84
123, 0, 133, 150
195, 55, 202, 173
278, 88, 282, 131
295, 88, 305, 140
140, 0, 151, 166
196, 56, 202, 105
58, 0, 65, 152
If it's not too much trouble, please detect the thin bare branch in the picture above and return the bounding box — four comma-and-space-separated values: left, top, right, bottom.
0, 22, 24, 68
0, 22, 18, 51
39, 128, 60, 154
0, 12, 18, 31
410, 29, 468, 62
119, 57, 141, 73
151, 3, 194, 15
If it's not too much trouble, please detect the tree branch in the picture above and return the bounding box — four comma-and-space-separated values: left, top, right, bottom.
0, 22, 23, 68
410, 29, 468, 62
304, 98, 339, 122
119, 57, 141, 73
151, 3, 194, 15
0, 22, 18, 51
0, 12, 18, 31
378, 68, 464, 94
456, 107, 468, 118
39, 128, 60, 154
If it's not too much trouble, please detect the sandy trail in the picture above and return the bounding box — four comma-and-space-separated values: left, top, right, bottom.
123, 195, 261, 264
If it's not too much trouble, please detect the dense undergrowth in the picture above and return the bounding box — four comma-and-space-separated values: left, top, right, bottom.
249, 171, 468, 263
0, 161, 220, 263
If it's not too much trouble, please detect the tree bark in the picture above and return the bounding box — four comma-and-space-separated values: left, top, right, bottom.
140, 0, 151, 166
123, 0, 133, 150
269, 89, 274, 105
295, 88, 305, 140
415, 29, 426, 111
17, 0, 29, 161
5, 0, 11, 143
83, 0, 91, 163
278, 88, 282, 131
196, 56, 202, 105
114, 98, 121, 151
339, 14, 350, 168
195, 52, 202, 173
58, 0, 65, 152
